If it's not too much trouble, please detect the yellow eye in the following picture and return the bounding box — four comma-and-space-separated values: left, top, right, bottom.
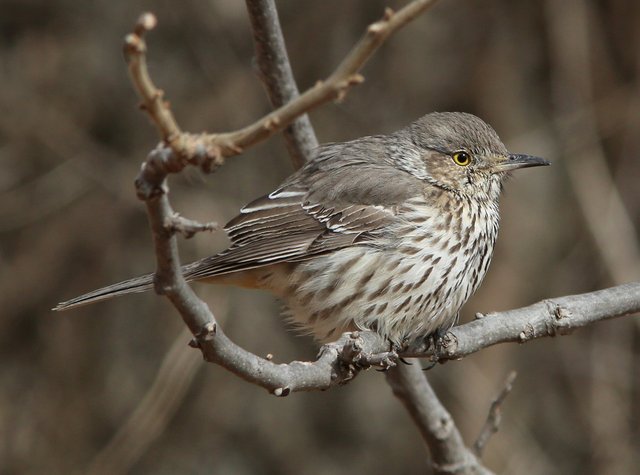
452, 151, 471, 166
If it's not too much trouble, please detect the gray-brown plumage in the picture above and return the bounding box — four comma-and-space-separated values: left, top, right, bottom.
54, 112, 548, 344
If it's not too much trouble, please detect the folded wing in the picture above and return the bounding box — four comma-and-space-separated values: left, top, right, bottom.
183, 183, 397, 279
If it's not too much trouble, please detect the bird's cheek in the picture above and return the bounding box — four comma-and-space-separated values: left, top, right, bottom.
464, 173, 473, 186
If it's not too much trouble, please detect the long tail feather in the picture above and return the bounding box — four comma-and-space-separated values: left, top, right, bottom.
53, 250, 282, 312
53, 273, 156, 311
52, 255, 253, 311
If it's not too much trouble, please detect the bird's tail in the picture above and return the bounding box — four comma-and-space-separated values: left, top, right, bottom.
52, 257, 254, 312
53, 272, 157, 311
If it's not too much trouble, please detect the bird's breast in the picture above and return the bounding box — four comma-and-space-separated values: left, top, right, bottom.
277, 197, 500, 344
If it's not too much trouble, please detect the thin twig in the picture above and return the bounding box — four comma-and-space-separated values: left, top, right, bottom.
123, 13, 181, 144
473, 371, 518, 458
245, 0, 318, 168
217, 0, 440, 154
164, 212, 218, 239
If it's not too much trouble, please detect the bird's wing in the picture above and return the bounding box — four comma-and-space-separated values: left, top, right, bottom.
183, 182, 397, 280
183, 140, 427, 280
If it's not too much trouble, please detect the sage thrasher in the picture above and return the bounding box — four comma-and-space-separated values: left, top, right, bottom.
55, 112, 548, 344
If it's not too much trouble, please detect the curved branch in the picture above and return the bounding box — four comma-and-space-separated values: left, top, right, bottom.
131, 146, 640, 394
124, 2, 441, 396
123, 1, 440, 173
214, 281, 639, 393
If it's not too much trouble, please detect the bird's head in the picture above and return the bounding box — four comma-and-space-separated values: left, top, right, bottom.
395, 112, 549, 201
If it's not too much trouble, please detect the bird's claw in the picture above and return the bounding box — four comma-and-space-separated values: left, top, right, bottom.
421, 328, 447, 371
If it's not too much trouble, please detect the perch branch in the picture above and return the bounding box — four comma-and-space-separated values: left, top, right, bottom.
211, 281, 638, 393
131, 143, 640, 400
414, 282, 640, 360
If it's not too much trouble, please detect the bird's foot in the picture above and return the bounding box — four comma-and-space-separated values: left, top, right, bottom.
422, 328, 447, 371
339, 332, 398, 375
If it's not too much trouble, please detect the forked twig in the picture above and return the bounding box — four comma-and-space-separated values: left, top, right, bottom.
123, 1, 440, 173
473, 371, 518, 457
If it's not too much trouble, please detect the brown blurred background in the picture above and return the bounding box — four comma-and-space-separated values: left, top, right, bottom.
1, 0, 639, 474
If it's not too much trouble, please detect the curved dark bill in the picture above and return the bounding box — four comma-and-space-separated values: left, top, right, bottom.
492, 153, 550, 173
504, 153, 551, 170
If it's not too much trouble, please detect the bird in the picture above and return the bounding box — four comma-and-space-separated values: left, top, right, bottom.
54, 112, 549, 345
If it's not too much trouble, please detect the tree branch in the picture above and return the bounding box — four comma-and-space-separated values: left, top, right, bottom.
245, 0, 318, 168
418, 282, 640, 360
386, 363, 493, 474
123, 1, 440, 174
229, 281, 639, 393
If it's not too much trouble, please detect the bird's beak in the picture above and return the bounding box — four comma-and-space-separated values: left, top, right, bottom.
492, 153, 550, 173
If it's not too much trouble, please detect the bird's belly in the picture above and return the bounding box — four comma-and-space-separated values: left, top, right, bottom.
278, 236, 493, 344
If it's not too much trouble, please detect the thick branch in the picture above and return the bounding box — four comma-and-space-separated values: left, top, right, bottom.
386, 363, 493, 475
420, 282, 640, 360
231, 281, 638, 393
245, 0, 318, 168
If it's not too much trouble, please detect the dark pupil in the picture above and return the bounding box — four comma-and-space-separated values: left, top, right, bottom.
457, 153, 467, 162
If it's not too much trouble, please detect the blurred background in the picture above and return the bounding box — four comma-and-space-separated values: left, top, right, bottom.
1, 0, 639, 473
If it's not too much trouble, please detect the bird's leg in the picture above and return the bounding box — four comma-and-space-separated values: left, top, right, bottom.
340, 332, 399, 374
421, 327, 448, 371
396, 337, 413, 365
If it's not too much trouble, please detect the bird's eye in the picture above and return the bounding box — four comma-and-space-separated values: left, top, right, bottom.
452, 151, 472, 166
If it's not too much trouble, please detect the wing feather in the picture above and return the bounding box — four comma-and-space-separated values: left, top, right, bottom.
184, 142, 425, 280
